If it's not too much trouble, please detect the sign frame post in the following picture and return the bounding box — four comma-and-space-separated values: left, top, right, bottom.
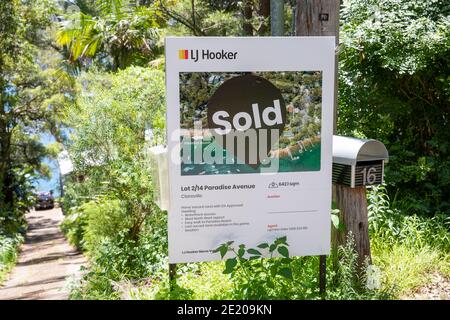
169, 263, 177, 291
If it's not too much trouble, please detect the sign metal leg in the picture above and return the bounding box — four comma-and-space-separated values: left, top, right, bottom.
169, 263, 177, 291
319, 255, 326, 297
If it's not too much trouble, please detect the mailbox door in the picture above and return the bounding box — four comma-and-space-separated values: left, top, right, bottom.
354, 160, 384, 187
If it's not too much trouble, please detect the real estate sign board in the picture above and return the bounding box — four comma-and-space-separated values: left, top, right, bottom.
165, 37, 335, 263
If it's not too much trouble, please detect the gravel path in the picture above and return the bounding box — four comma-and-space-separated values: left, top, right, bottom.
408, 273, 450, 300
0, 208, 86, 300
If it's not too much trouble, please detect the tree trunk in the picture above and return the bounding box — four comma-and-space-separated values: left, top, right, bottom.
0, 128, 13, 213
191, 0, 197, 35
296, 0, 340, 132
296, 0, 339, 37
258, 0, 270, 35
242, 0, 253, 36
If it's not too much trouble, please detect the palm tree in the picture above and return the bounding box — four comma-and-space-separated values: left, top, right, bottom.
57, 0, 164, 70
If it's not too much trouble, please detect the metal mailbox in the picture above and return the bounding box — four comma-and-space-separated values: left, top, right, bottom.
147, 145, 169, 211
332, 135, 389, 188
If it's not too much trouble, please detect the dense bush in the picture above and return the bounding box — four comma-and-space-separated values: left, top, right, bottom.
367, 185, 450, 294
212, 236, 393, 300
368, 185, 450, 252
83, 199, 131, 254
62, 198, 132, 254
61, 65, 165, 241
0, 233, 24, 283
0, 167, 32, 284
60, 207, 87, 251
339, 0, 450, 215
69, 208, 168, 300
60, 65, 169, 298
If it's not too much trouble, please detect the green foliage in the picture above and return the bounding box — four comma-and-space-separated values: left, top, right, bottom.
367, 184, 450, 295
1, 0, 72, 249
57, 0, 165, 70
327, 233, 394, 300
81, 198, 132, 253
61, 173, 98, 215
60, 207, 87, 250
367, 185, 450, 252
61, 65, 168, 299
130, 261, 233, 300
372, 240, 448, 296
212, 236, 392, 300
69, 208, 168, 299
70, 66, 165, 163
339, 0, 450, 215
61, 66, 165, 243
214, 237, 294, 299
0, 233, 24, 284
159, 0, 241, 36
160, 0, 296, 37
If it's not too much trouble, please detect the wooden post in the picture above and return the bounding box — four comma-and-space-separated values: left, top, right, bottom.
296, 0, 371, 272
296, 0, 340, 132
296, 0, 340, 37
296, 0, 341, 295
333, 185, 372, 267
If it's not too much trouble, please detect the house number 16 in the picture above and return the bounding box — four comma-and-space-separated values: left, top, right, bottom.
359, 167, 377, 185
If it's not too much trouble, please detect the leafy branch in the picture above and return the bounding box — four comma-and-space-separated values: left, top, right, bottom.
214, 236, 294, 282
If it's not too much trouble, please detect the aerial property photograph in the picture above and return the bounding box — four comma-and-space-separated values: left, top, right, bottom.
0, 0, 449, 309
179, 71, 322, 175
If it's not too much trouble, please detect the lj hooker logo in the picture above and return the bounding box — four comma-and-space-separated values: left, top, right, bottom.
178, 49, 237, 62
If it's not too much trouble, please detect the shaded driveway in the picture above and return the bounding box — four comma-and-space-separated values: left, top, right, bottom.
0, 207, 86, 300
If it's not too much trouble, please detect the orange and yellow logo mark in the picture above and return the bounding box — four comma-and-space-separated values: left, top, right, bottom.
178, 49, 189, 59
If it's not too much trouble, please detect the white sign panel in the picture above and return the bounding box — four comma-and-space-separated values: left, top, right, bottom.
166, 37, 335, 263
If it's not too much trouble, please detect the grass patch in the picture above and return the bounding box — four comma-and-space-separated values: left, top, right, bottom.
372, 240, 449, 296
367, 185, 450, 297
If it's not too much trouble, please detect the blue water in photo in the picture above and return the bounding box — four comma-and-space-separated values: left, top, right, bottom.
181, 141, 321, 176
